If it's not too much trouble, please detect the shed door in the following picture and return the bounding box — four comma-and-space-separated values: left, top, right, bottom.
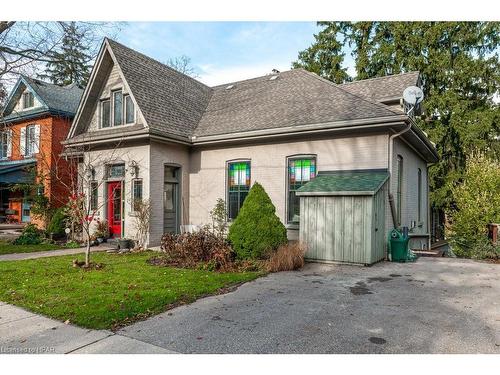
300, 195, 373, 264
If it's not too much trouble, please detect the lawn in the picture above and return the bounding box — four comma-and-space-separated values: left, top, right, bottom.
0, 241, 64, 255
0, 252, 262, 330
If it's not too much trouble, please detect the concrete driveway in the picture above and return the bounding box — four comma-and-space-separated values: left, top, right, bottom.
119, 258, 500, 354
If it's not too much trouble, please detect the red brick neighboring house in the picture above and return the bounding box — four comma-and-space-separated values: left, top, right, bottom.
0, 76, 83, 225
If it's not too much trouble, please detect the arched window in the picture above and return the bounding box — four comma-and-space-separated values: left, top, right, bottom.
396, 155, 403, 225
287, 155, 317, 224
227, 160, 251, 220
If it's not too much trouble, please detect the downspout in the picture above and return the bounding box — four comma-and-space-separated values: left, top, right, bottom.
388, 121, 412, 229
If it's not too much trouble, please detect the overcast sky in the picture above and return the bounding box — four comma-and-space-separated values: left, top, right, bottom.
116, 22, 355, 86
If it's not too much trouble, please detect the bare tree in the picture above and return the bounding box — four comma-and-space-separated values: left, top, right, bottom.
131, 198, 151, 250
165, 55, 199, 78
0, 21, 121, 84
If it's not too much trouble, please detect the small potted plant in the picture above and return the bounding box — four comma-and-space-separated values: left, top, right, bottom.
118, 237, 131, 251
94, 219, 109, 243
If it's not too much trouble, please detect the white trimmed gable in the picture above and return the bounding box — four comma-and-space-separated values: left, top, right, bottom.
12, 86, 43, 112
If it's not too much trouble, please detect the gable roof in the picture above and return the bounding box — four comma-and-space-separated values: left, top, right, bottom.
340, 71, 420, 103
66, 39, 437, 163
1, 75, 83, 122
194, 69, 401, 137
106, 39, 212, 139
296, 169, 389, 196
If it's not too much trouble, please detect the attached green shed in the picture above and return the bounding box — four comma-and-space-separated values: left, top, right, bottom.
296, 169, 389, 265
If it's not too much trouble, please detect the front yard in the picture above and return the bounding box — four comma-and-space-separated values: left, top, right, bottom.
0, 241, 64, 255
0, 252, 261, 330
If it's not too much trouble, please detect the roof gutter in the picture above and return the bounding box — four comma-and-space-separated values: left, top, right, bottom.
191, 115, 408, 145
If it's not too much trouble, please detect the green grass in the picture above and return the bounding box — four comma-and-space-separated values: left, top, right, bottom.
0, 241, 64, 255
0, 252, 261, 329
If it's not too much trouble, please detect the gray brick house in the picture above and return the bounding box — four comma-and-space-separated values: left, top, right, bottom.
64, 38, 437, 261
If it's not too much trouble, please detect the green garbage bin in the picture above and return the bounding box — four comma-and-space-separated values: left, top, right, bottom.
388, 228, 410, 262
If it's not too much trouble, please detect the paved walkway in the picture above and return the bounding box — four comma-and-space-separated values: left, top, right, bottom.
0, 245, 114, 261
0, 302, 176, 354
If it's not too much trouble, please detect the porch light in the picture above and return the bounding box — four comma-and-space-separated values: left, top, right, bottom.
129, 160, 139, 177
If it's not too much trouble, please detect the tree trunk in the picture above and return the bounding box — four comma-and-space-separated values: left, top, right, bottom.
85, 240, 90, 266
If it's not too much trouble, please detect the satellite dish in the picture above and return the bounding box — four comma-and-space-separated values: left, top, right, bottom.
403, 86, 424, 105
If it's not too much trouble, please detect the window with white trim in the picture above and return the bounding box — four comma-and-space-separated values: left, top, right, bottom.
25, 125, 39, 156
23, 92, 34, 109
0, 131, 11, 159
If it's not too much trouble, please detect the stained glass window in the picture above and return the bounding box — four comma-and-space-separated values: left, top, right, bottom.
228, 161, 250, 219
287, 157, 316, 223
107, 164, 125, 179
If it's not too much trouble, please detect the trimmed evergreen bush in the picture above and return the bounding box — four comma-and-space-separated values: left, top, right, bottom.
228, 182, 287, 259
13, 224, 43, 245
47, 207, 68, 236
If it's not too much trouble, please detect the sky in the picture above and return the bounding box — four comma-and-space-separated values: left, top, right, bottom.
115, 22, 355, 86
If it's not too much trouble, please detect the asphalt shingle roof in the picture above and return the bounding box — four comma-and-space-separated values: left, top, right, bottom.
296, 169, 389, 195
107, 39, 212, 140
103, 39, 404, 140
1, 76, 83, 122
194, 69, 401, 137
340, 72, 420, 103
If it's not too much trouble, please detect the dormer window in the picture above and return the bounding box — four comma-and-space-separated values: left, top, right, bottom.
125, 95, 135, 124
101, 100, 111, 128
100, 89, 135, 128
113, 90, 123, 126
22, 92, 34, 109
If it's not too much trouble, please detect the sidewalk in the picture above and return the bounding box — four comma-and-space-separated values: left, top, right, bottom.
0, 302, 176, 354
0, 245, 114, 261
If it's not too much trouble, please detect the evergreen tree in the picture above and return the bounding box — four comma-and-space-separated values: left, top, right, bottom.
39, 22, 91, 87
228, 182, 287, 260
294, 22, 500, 216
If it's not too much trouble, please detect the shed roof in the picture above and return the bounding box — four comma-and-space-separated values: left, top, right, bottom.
296, 169, 389, 196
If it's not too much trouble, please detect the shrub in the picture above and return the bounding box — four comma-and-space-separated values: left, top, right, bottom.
13, 224, 43, 245
94, 219, 109, 238
210, 198, 228, 238
65, 240, 81, 249
47, 207, 68, 236
447, 153, 500, 258
228, 182, 287, 259
159, 227, 234, 270
266, 242, 306, 272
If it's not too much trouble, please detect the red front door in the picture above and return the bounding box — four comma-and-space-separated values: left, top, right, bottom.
107, 181, 122, 237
